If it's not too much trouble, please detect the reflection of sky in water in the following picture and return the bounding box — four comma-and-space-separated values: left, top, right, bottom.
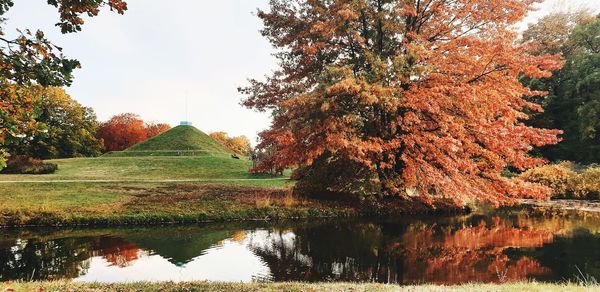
75, 234, 273, 283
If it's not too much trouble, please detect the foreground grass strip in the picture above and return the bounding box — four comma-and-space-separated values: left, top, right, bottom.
2, 281, 599, 292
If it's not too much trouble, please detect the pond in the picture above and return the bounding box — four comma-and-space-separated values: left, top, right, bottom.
1, 212, 599, 284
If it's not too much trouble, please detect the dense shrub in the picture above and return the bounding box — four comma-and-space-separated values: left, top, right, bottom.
570, 167, 600, 199
519, 163, 600, 199
1, 155, 58, 175
519, 162, 577, 195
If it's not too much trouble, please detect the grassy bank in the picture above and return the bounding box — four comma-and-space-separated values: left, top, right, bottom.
0, 182, 341, 227
3, 281, 599, 292
0, 181, 463, 227
0, 155, 301, 227
0, 155, 464, 227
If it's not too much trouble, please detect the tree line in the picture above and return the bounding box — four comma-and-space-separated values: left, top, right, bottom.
2, 85, 252, 160
3, 87, 172, 159
523, 11, 600, 163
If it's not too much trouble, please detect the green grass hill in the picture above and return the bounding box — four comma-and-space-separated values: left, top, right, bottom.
105, 125, 233, 157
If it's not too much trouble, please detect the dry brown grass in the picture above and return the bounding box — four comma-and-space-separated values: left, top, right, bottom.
254, 196, 272, 208
282, 186, 298, 207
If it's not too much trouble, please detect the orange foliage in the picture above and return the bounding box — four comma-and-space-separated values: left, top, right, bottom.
520, 163, 600, 199
241, 0, 564, 205
97, 113, 170, 152
519, 162, 577, 196
145, 122, 171, 138
393, 217, 554, 284
93, 237, 140, 268
97, 113, 146, 152
210, 131, 252, 155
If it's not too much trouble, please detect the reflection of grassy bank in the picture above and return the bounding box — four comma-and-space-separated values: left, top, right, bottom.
3, 281, 599, 292
0, 182, 464, 227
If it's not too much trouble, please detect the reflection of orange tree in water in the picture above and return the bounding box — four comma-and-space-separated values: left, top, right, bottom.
91, 237, 143, 268
2, 216, 596, 283
395, 217, 553, 284
248, 217, 563, 284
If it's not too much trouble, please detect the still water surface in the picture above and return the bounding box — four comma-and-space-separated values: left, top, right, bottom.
1, 213, 599, 284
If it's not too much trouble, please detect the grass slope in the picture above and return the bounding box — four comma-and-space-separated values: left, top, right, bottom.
0, 148, 309, 227
0, 156, 267, 182
106, 125, 233, 157
0, 179, 465, 227
3, 281, 599, 292
0, 155, 307, 226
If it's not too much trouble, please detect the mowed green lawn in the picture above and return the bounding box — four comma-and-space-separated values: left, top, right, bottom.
0, 156, 310, 226
0, 156, 277, 182
0, 155, 463, 227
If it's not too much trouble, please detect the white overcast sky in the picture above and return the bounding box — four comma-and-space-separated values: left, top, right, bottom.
4, 0, 600, 143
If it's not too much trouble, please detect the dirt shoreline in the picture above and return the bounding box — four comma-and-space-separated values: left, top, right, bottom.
522, 199, 600, 213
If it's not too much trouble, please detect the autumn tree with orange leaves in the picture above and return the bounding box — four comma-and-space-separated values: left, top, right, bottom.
210, 132, 252, 156
241, 0, 563, 205
145, 122, 172, 138
97, 113, 170, 152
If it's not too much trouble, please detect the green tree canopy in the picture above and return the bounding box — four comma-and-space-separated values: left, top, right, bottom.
7, 87, 103, 159
0, 0, 127, 167
524, 13, 600, 162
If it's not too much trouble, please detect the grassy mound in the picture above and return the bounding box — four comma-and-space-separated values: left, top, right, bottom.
105, 125, 233, 157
